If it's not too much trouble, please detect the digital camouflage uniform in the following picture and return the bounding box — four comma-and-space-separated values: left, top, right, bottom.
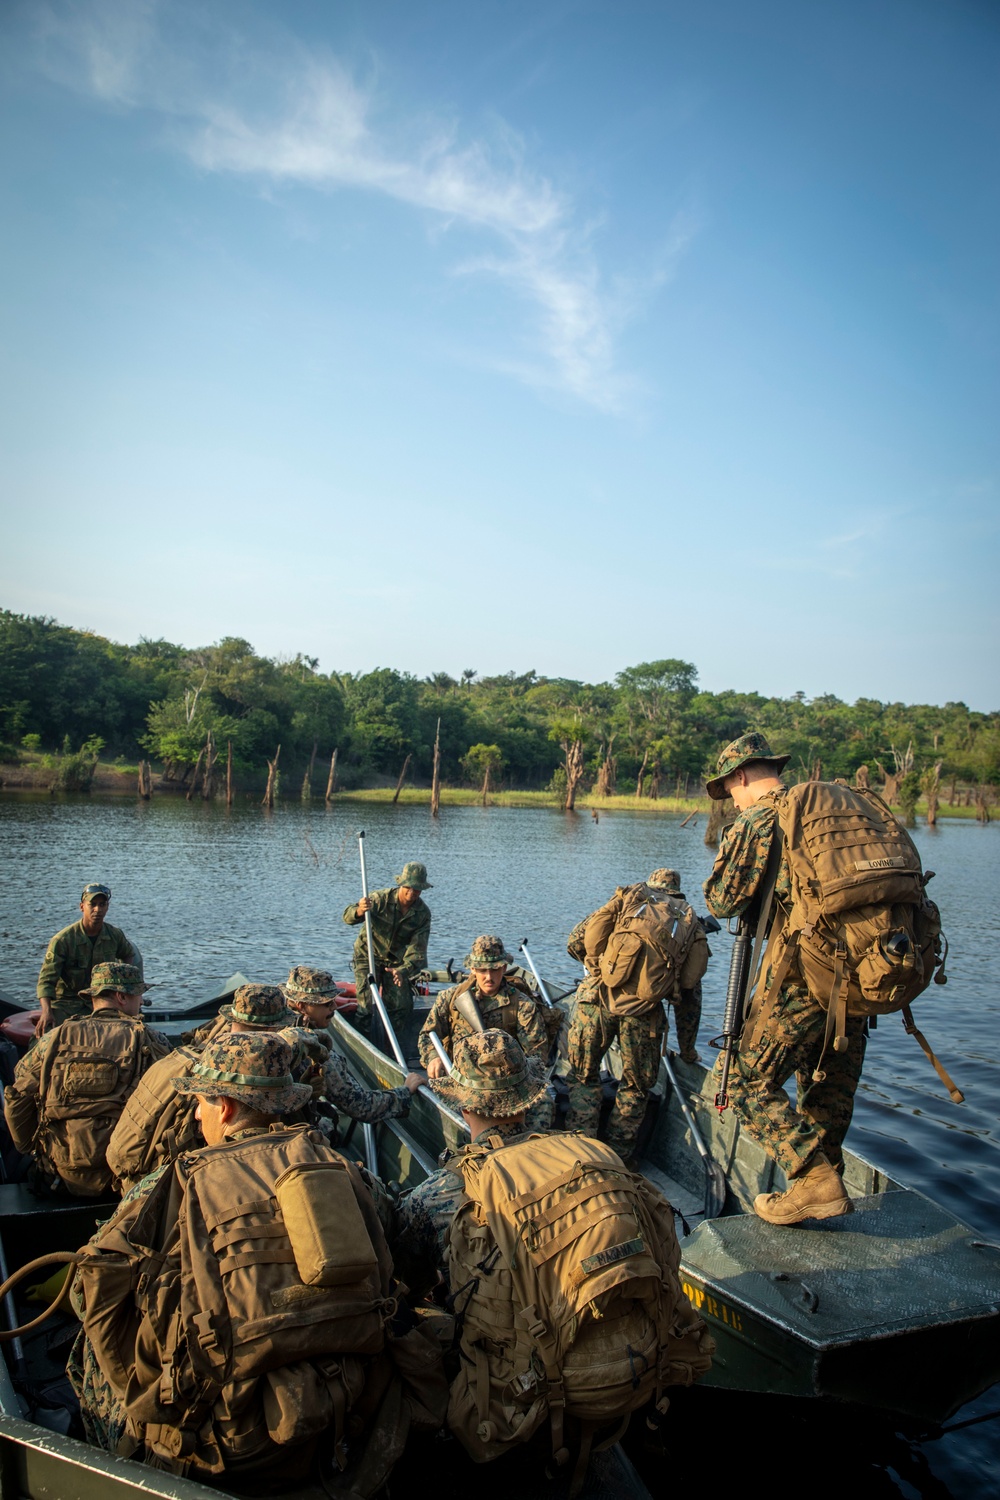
343, 864, 432, 1043
391, 1030, 549, 1299
566, 873, 709, 1161
36, 918, 141, 1026
704, 744, 867, 1179
5, 963, 170, 1196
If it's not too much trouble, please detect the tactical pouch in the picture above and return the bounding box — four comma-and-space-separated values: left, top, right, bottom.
274, 1160, 378, 1286
62, 1060, 119, 1097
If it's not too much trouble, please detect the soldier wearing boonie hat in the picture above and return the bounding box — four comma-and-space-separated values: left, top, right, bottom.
392, 1030, 551, 1296
172, 1032, 314, 1120
343, 860, 433, 1053
703, 731, 859, 1227
417, 935, 551, 1128
35, 883, 143, 1036
4, 961, 170, 1198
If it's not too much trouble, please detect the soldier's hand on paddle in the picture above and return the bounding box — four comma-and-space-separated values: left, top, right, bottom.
357, 895, 371, 916
404, 1072, 424, 1093
427, 1056, 447, 1079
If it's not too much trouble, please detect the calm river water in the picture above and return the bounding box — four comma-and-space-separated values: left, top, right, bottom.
1, 795, 998, 1493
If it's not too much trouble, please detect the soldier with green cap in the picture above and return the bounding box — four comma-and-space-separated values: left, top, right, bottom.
417, 935, 552, 1129
5, 962, 170, 1197
566, 868, 710, 1164
343, 859, 432, 1049
35, 883, 142, 1036
703, 731, 858, 1226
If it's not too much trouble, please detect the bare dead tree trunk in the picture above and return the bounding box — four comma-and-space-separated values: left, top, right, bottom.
226, 740, 233, 807
481, 766, 491, 806
564, 740, 585, 811
325, 749, 338, 803
431, 719, 441, 818
301, 738, 318, 801
810, 759, 822, 781
186, 747, 206, 802
262, 745, 281, 808
854, 764, 870, 790
975, 784, 991, 824
948, 777, 956, 807
202, 731, 216, 800
392, 753, 412, 804
137, 760, 152, 799
705, 796, 736, 847
680, 808, 697, 828
635, 747, 650, 800
924, 762, 942, 827
650, 761, 662, 800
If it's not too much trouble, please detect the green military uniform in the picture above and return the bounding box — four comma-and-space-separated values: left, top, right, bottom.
703, 734, 867, 1180
343, 862, 432, 1044
566, 870, 709, 1162
37, 919, 140, 1026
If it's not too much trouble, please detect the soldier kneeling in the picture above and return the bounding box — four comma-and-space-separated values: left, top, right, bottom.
70, 1031, 447, 1493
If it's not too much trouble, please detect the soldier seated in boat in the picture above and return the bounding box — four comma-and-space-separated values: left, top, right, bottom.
343, 859, 432, 1048
71, 1030, 447, 1488
391, 1029, 711, 1476
4, 961, 170, 1198
566, 869, 710, 1166
108, 978, 422, 1194
35, 882, 142, 1036
418, 935, 553, 1131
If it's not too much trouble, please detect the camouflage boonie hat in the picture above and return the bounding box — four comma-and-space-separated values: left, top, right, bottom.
647, 869, 682, 894
395, 861, 432, 890
81, 883, 111, 902
284, 966, 339, 1003
172, 1032, 312, 1115
220, 983, 296, 1028
465, 935, 512, 971
705, 731, 790, 801
80, 961, 150, 997
431, 1029, 549, 1118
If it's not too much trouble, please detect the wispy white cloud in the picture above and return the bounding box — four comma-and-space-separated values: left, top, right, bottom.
32, 0, 691, 410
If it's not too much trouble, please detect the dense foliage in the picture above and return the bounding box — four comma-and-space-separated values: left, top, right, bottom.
2, 610, 997, 794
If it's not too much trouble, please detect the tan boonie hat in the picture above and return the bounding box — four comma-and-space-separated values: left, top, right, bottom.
172, 1032, 313, 1115
284, 966, 339, 1003
395, 861, 432, 890
220, 983, 296, 1028
705, 731, 790, 801
465, 935, 512, 971
80, 961, 151, 997
431, 1029, 548, 1118
647, 869, 682, 894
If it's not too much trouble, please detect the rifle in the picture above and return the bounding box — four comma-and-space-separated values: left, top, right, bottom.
713, 828, 784, 1113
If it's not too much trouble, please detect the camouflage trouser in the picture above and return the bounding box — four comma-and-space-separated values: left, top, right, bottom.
67, 1327, 132, 1453
732, 983, 867, 1178
352, 965, 413, 1051
566, 984, 665, 1161
668, 981, 702, 1062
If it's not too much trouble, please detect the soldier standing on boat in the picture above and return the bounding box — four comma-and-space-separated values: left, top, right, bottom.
418, 935, 552, 1130
343, 860, 432, 1048
5, 961, 170, 1197
35, 883, 142, 1036
703, 732, 857, 1225
566, 869, 710, 1166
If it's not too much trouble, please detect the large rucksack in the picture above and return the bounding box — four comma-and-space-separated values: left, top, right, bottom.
106, 1045, 204, 1193
587, 888, 704, 1016
75, 1125, 405, 1480
35, 1016, 166, 1194
445, 1132, 712, 1482
746, 781, 955, 1094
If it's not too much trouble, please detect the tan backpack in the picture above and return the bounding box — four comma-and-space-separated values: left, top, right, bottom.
589, 889, 703, 1016
106, 1045, 203, 1193
747, 781, 955, 1095
35, 1016, 166, 1194
75, 1125, 400, 1480
446, 1132, 712, 1484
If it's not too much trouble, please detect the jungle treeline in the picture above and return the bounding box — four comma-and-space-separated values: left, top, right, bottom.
1, 610, 997, 803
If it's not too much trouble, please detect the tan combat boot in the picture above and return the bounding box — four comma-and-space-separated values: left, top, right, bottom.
753, 1153, 853, 1226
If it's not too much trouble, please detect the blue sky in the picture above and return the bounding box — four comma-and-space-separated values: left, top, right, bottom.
1, 0, 997, 707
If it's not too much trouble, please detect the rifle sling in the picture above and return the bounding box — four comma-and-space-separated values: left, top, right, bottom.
736, 820, 786, 1054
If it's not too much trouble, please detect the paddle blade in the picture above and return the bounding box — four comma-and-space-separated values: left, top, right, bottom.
704, 1160, 728, 1220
